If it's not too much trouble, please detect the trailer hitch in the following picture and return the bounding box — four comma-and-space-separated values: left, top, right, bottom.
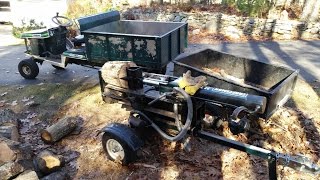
196, 130, 320, 179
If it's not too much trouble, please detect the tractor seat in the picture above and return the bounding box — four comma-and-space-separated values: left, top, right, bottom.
71, 35, 85, 46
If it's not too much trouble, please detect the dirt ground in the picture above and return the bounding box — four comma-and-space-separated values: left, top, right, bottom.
0, 77, 319, 179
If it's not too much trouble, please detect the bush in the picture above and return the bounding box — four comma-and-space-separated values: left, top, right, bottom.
66, 0, 115, 19
223, 0, 272, 18
12, 19, 46, 38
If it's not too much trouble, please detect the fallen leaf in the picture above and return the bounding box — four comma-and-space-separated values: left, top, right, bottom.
25, 101, 35, 106
17, 86, 24, 90
21, 97, 30, 102
11, 100, 17, 106
27, 113, 37, 119
49, 95, 55, 100
1, 92, 7, 96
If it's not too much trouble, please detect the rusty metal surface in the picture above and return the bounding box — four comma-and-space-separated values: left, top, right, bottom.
83, 20, 188, 71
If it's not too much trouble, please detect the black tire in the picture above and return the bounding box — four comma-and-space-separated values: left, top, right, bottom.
18, 59, 39, 79
52, 65, 65, 70
102, 126, 139, 165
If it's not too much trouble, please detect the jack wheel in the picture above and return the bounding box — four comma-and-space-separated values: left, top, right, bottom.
18, 59, 39, 79
52, 65, 65, 70
102, 123, 143, 165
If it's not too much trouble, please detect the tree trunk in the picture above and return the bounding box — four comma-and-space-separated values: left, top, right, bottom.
41, 117, 78, 144
310, 0, 320, 21
34, 150, 64, 175
301, 0, 318, 21
0, 124, 19, 141
0, 162, 24, 180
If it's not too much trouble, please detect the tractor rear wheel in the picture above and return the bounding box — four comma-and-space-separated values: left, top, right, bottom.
18, 59, 39, 79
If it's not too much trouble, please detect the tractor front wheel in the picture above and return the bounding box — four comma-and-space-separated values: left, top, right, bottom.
18, 59, 39, 79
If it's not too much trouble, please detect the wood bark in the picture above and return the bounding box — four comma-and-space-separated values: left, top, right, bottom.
0, 162, 24, 180
0, 124, 19, 141
41, 117, 78, 144
34, 150, 63, 175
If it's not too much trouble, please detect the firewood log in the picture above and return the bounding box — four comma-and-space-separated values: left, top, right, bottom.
33, 150, 63, 175
41, 117, 78, 144
0, 162, 24, 179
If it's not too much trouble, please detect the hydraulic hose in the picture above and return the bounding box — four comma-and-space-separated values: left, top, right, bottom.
133, 87, 193, 142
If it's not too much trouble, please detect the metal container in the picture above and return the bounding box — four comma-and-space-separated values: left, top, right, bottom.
82, 20, 188, 72
173, 48, 299, 119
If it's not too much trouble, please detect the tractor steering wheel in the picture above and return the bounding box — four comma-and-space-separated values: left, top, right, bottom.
52, 13, 73, 27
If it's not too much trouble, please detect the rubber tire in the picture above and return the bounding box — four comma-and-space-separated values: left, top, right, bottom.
52, 65, 65, 70
18, 59, 39, 79
102, 130, 137, 165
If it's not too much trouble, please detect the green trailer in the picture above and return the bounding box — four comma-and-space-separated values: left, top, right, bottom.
18, 11, 188, 79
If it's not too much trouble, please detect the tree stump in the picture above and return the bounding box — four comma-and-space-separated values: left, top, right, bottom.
41, 117, 78, 144
0, 124, 19, 141
33, 150, 64, 175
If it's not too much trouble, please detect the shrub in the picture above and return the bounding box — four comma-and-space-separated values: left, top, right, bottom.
12, 19, 46, 38
223, 0, 272, 18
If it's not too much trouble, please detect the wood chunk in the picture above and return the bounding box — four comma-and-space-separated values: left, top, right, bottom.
0, 162, 24, 180
34, 150, 63, 175
0, 109, 18, 126
0, 141, 16, 166
0, 124, 19, 141
41, 117, 78, 144
13, 170, 39, 180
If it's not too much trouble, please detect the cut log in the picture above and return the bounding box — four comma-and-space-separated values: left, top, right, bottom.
41, 117, 78, 144
13, 170, 39, 180
101, 61, 137, 88
0, 124, 19, 141
0, 109, 18, 126
34, 150, 64, 175
0, 141, 16, 166
0, 162, 24, 180
41, 171, 68, 180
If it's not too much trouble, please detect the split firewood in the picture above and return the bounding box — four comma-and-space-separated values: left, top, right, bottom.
41, 117, 79, 144
0, 109, 18, 126
0, 141, 17, 166
13, 170, 39, 180
0, 162, 24, 180
0, 124, 19, 141
34, 150, 64, 175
